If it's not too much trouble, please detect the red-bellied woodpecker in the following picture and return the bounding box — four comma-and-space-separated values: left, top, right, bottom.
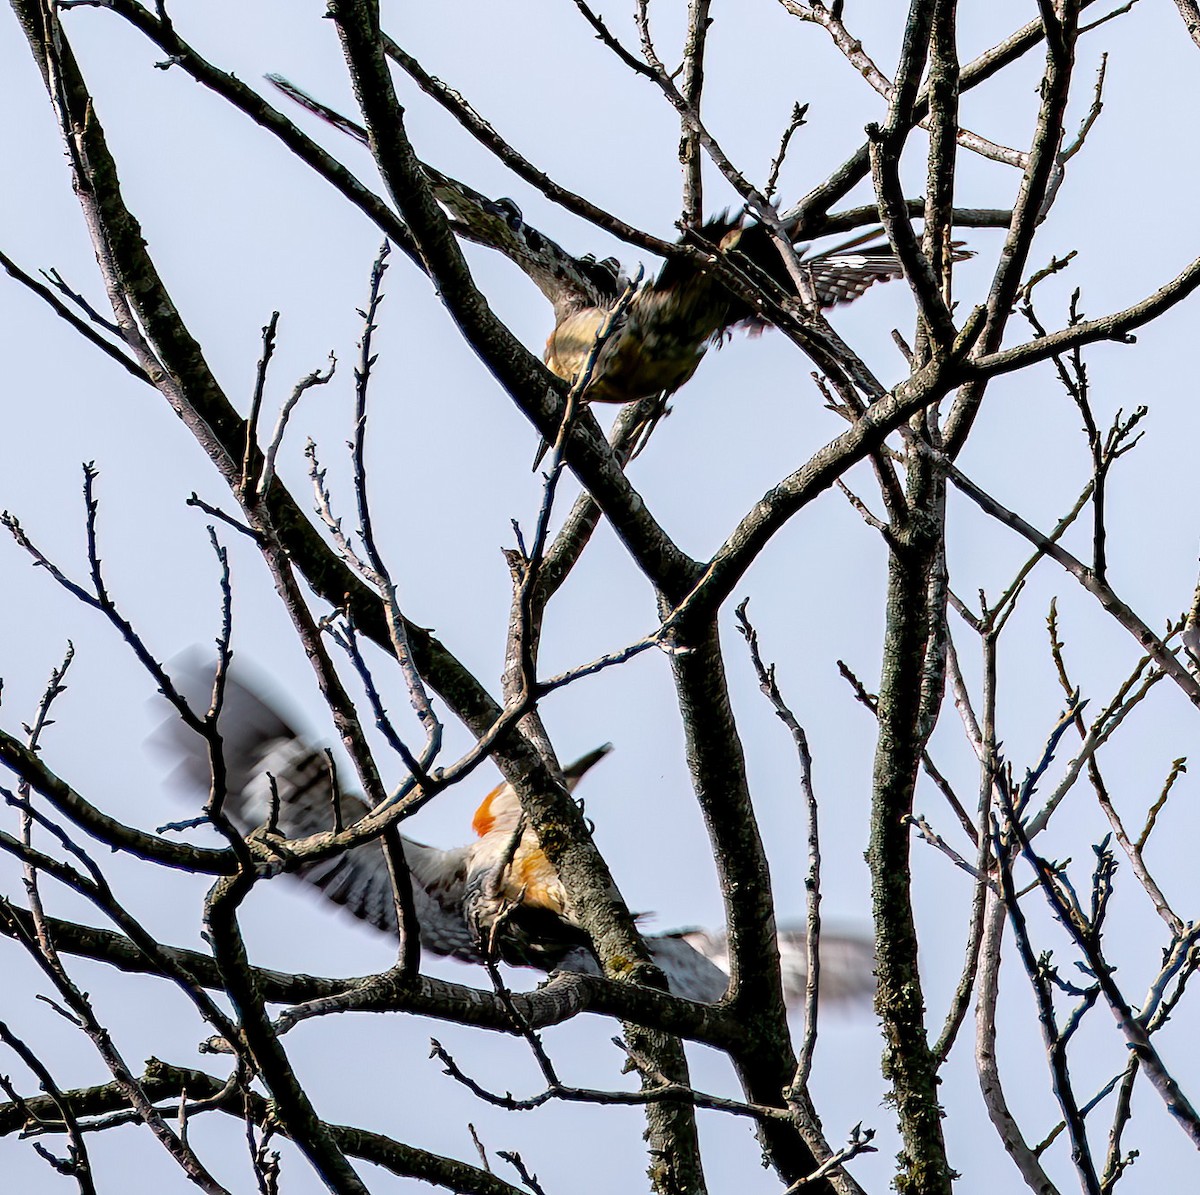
163, 673, 874, 1007
265, 75, 945, 414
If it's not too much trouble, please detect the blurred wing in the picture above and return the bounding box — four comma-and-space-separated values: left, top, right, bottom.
159, 671, 483, 963
265, 73, 371, 145
646, 935, 730, 1002
550, 937, 729, 1003
669, 924, 875, 1010
776, 924, 876, 1007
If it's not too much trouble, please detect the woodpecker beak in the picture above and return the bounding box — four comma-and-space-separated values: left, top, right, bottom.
563, 742, 614, 786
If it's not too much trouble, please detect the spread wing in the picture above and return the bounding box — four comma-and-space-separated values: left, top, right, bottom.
807, 248, 908, 308
160, 672, 481, 962
804, 226, 972, 310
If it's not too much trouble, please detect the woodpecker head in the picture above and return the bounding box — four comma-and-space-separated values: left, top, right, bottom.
470, 781, 522, 840
469, 744, 614, 842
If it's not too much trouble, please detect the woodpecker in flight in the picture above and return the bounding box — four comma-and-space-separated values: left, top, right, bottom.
267, 75, 923, 415
164, 673, 875, 1007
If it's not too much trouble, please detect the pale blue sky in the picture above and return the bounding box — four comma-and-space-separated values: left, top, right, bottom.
3, 2, 1199, 1191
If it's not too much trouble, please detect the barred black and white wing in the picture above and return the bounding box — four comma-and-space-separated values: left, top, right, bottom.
161, 672, 480, 962
805, 232, 973, 309
807, 248, 907, 308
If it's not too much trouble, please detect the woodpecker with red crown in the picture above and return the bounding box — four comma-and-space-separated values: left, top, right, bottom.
163, 673, 874, 1007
